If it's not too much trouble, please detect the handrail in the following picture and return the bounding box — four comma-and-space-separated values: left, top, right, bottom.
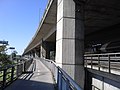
0, 58, 33, 89
84, 53, 120, 75
57, 67, 82, 90
84, 52, 120, 56
40, 58, 82, 90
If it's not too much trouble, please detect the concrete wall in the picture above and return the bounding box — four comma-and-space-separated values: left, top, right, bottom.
85, 69, 120, 90
92, 78, 120, 90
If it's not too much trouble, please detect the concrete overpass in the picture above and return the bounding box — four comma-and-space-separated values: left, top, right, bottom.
23, 0, 120, 89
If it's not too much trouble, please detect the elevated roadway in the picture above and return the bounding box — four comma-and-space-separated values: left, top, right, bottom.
22, 0, 120, 89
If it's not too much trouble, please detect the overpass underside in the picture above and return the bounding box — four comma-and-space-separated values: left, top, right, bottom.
23, 0, 120, 89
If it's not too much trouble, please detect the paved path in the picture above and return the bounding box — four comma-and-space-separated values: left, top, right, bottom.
5, 59, 55, 90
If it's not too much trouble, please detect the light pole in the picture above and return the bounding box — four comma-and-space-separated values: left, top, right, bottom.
9, 47, 15, 61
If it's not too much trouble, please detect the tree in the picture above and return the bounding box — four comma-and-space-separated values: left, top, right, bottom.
0, 45, 6, 53
0, 45, 11, 66
11, 50, 18, 60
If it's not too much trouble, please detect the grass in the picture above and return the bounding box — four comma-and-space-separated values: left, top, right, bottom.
0, 71, 3, 81
0, 67, 17, 83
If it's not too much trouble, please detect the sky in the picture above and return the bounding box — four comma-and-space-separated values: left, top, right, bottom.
0, 0, 48, 55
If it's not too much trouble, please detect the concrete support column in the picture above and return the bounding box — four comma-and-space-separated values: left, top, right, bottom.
35, 49, 40, 58
29, 52, 31, 58
30, 52, 32, 57
56, 0, 85, 89
40, 44, 45, 58
39, 47, 41, 57
40, 41, 55, 59
30, 51, 34, 58
33, 49, 37, 58
32, 50, 35, 58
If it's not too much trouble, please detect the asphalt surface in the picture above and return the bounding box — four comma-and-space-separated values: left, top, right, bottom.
5, 59, 55, 90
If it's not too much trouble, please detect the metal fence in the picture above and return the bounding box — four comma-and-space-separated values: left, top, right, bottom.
84, 53, 120, 75
40, 58, 82, 90
92, 85, 101, 90
0, 58, 33, 90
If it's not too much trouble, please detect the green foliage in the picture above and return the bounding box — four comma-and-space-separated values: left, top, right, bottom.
0, 45, 6, 53
0, 45, 12, 67
12, 50, 18, 58
0, 53, 11, 66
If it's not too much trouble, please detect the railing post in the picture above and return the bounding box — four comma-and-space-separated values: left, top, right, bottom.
86, 56, 88, 68
98, 55, 100, 71
91, 56, 93, 69
66, 79, 70, 90
57, 68, 62, 90
24, 61, 26, 72
11, 66, 14, 82
2, 68, 7, 89
108, 55, 111, 73
17, 64, 19, 77
57, 67, 59, 88
84, 56, 87, 68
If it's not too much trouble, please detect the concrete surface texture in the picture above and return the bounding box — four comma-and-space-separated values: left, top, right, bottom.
56, 0, 85, 89
5, 59, 55, 90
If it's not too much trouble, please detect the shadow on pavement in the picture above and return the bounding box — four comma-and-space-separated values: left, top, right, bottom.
5, 79, 55, 90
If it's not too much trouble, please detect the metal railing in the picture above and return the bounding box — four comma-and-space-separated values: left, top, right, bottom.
92, 85, 100, 90
84, 53, 120, 75
0, 58, 33, 90
0, 64, 21, 89
40, 58, 82, 90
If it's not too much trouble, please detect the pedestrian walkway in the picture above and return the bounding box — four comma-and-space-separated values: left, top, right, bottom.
5, 59, 55, 90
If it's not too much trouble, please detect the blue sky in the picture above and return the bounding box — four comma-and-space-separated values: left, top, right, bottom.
0, 0, 48, 55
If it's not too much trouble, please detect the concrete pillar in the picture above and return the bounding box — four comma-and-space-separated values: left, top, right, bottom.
48, 42, 56, 60
30, 51, 33, 58
40, 44, 45, 58
39, 47, 41, 57
56, 0, 85, 89
35, 49, 40, 58
33, 49, 36, 58
40, 41, 55, 59
30, 52, 32, 57
31, 50, 35, 58
28, 52, 31, 58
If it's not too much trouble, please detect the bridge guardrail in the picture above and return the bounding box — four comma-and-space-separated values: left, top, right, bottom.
0, 58, 33, 90
40, 58, 82, 90
84, 53, 120, 75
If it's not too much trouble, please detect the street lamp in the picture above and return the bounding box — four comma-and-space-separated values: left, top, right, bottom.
0, 40, 8, 45
9, 47, 15, 50
9, 47, 15, 61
